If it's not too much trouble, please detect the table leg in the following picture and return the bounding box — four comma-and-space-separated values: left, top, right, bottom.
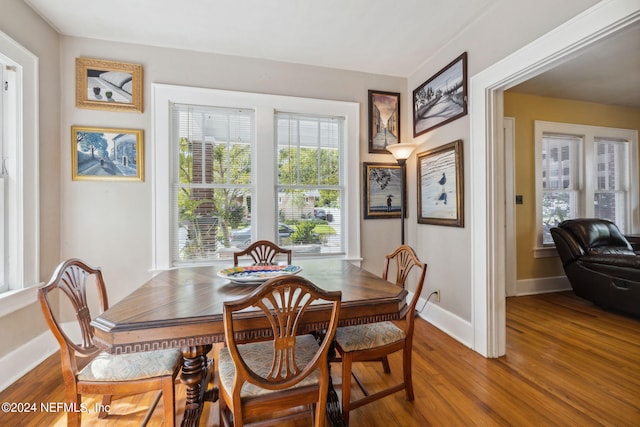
179, 345, 218, 427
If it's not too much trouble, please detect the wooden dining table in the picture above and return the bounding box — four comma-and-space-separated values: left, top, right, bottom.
91, 259, 408, 426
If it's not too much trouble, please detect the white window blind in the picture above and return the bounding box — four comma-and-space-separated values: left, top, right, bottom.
276, 112, 344, 255
171, 104, 254, 263
594, 137, 629, 226
541, 133, 581, 244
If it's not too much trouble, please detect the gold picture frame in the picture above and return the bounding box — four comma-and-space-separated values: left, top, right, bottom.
416, 139, 464, 227
72, 126, 144, 181
75, 57, 143, 112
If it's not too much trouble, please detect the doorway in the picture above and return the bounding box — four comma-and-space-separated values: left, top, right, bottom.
469, 0, 639, 358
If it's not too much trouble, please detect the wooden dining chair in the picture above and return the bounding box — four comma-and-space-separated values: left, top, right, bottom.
334, 245, 427, 425
216, 275, 341, 426
38, 258, 183, 427
233, 239, 292, 266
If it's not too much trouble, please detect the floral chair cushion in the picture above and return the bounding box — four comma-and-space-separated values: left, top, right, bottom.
218, 334, 321, 398
78, 348, 182, 382
335, 321, 406, 352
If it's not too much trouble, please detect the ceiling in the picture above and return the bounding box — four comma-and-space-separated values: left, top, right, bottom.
24, 0, 499, 77
24, 0, 640, 108
508, 21, 640, 109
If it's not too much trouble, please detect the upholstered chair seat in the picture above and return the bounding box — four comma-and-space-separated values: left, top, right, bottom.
334, 321, 406, 352
78, 349, 182, 382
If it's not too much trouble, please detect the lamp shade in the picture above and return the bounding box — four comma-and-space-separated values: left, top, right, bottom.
387, 142, 418, 160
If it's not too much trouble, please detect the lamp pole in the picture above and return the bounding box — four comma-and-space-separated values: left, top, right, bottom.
386, 142, 418, 246
398, 158, 407, 244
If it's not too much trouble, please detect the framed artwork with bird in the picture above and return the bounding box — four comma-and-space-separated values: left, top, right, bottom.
416, 139, 464, 227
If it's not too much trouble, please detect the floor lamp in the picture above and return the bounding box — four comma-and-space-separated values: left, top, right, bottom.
386, 142, 418, 245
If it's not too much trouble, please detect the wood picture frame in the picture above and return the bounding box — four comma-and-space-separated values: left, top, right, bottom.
363, 162, 405, 219
412, 52, 467, 137
76, 57, 143, 112
72, 126, 144, 181
368, 90, 401, 153
417, 139, 463, 227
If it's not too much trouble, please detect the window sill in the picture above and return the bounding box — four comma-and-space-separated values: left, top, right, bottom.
534, 246, 559, 259
0, 285, 41, 318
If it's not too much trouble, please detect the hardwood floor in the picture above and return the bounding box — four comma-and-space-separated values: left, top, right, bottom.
1, 291, 638, 426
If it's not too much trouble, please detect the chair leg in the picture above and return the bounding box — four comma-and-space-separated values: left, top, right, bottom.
162, 376, 176, 427
66, 393, 82, 427
403, 345, 414, 401
98, 395, 112, 418
341, 352, 353, 426
381, 355, 391, 374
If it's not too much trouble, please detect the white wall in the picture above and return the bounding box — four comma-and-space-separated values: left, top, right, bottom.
405, 0, 598, 339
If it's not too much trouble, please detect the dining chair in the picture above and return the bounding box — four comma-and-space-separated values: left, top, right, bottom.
233, 239, 292, 266
334, 245, 427, 425
216, 275, 341, 426
38, 258, 183, 427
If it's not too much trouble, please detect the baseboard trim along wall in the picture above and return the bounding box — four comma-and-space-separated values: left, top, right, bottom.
515, 275, 571, 296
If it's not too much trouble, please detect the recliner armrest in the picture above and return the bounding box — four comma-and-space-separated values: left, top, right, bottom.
551, 227, 585, 265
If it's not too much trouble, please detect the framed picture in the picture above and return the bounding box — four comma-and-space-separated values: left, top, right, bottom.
417, 139, 463, 227
72, 126, 144, 181
76, 57, 143, 112
368, 90, 400, 153
363, 162, 405, 219
412, 52, 467, 137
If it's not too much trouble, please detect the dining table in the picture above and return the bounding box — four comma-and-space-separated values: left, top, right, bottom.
91, 259, 408, 427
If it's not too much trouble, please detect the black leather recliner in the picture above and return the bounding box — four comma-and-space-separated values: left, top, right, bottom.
550, 218, 640, 317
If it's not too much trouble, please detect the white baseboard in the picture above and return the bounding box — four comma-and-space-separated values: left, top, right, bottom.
0, 330, 59, 393
413, 292, 474, 349
515, 275, 571, 296
412, 277, 571, 350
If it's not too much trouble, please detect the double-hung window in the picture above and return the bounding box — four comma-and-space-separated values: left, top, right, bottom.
153, 84, 359, 269
535, 120, 638, 251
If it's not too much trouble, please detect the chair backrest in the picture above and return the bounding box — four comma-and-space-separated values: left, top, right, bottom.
382, 245, 427, 334
557, 218, 632, 252
38, 259, 109, 378
233, 239, 293, 266
223, 275, 341, 391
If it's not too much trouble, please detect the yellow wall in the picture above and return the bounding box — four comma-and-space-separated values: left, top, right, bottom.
504, 92, 640, 280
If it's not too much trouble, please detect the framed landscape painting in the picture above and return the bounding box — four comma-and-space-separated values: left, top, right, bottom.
363, 162, 405, 219
413, 52, 467, 137
76, 57, 143, 112
417, 140, 463, 227
368, 90, 400, 153
72, 126, 144, 181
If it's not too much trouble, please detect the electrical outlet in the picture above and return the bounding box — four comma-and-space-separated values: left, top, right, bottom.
434, 289, 440, 303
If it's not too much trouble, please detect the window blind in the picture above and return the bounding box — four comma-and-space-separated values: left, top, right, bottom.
275, 112, 344, 254
171, 103, 254, 263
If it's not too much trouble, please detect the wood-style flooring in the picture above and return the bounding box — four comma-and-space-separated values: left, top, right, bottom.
1, 291, 638, 426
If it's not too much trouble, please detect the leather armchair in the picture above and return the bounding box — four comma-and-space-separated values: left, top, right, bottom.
550, 218, 640, 317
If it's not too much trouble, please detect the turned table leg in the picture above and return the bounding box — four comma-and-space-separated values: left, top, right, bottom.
179, 345, 217, 427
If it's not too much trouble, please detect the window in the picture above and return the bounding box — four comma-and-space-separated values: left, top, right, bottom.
153, 84, 360, 269
172, 105, 254, 264
276, 113, 343, 254
0, 30, 39, 304
535, 121, 638, 250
